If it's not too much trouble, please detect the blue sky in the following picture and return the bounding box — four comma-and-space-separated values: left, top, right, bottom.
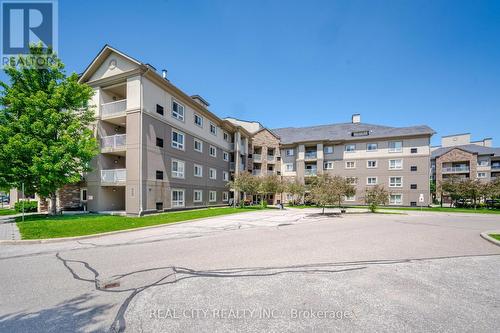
20, 1, 500, 145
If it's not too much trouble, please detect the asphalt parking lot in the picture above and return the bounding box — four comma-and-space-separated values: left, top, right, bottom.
0, 208, 499, 332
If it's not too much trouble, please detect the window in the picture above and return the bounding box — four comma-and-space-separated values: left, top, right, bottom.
285, 163, 294, 172
389, 177, 403, 187
156, 202, 163, 211
223, 192, 229, 202
346, 177, 358, 185
210, 122, 217, 135
156, 104, 164, 116
389, 194, 402, 205
223, 131, 230, 142
194, 164, 203, 177
209, 168, 217, 180
366, 143, 378, 151
411, 148, 418, 154
223, 151, 229, 161
345, 161, 355, 169
389, 141, 403, 153
156, 137, 164, 148
367, 177, 377, 185
478, 160, 488, 166
172, 100, 184, 121
477, 172, 487, 178
171, 129, 184, 150
345, 144, 356, 153
410, 201, 417, 207
367, 160, 377, 168
324, 161, 334, 170
194, 114, 203, 127
171, 189, 185, 207
410, 166, 417, 172
171, 159, 185, 179
193, 190, 202, 202
156, 170, 164, 180
80, 188, 87, 201
209, 191, 216, 202
324, 146, 334, 154
194, 138, 203, 152
345, 195, 356, 201
223, 171, 229, 181
389, 159, 403, 170
285, 149, 294, 156
209, 145, 217, 157
410, 184, 417, 189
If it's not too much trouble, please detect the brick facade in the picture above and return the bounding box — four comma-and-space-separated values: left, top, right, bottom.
436, 148, 477, 196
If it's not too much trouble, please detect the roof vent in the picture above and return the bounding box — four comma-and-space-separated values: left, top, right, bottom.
352, 114, 361, 124
161, 69, 168, 80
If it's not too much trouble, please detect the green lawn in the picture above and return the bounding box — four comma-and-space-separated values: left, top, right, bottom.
286, 204, 500, 214
0, 209, 17, 216
490, 234, 500, 241
16, 206, 268, 240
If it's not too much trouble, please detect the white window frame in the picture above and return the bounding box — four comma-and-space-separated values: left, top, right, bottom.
193, 138, 203, 153
209, 145, 217, 157
366, 143, 378, 152
367, 177, 378, 185
324, 146, 334, 154
223, 151, 229, 161
345, 161, 356, 169
209, 122, 217, 136
346, 177, 358, 185
389, 141, 403, 153
285, 149, 294, 156
223, 131, 230, 142
172, 100, 185, 121
344, 195, 356, 202
80, 188, 88, 201
477, 172, 487, 178
194, 164, 203, 177
209, 190, 217, 202
367, 160, 377, 168
194, 113, 203, 127
345, 144, 356, 153
389, 194, 403, 205
323, 161, 334, 170
193, 190, 203, 203
171, 129, 185, 150
209, 168, 217, 180
223, 191, 229, 202
389, 159, 403, 170
223, 171, 229, 181
171, 159, 185, 179
171, 189, 185, 207
285, 163, 294, 172
389, 176, 403, 188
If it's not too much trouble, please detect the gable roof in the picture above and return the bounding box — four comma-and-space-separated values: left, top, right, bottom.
272, 122, 435, 145
431, 144, 500, 159
252, 127, 280, 139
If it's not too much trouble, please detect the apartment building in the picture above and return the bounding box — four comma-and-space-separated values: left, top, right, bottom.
76, 45, 252, 215
431, 134, 500, 197
274, 114, 435, 206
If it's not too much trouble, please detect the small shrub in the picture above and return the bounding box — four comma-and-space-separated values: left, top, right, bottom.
14, 200, 38, 213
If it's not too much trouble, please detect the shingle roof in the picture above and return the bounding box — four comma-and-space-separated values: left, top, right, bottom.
431, 144, 500, 159
272, 122, 435, 144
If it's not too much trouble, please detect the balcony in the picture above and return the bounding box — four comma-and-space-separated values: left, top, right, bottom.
492, 164, 500, 170
229, 163, 235, 172
253, 154, 262, 162
252, 169, 261, 176
101, 169, 126, 186
267, 170, 275, 175
305, 152, 317, 160
101, 134, 126, 154
101, 99, 127, 118
267, 155, 275, 163
305, 169, 317, 176
442, 166, 470, 173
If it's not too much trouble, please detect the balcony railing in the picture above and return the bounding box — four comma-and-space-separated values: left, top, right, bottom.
492, 164, 500, 170
229, 162, 235, 172
101, 99, 127, 117
267, 155, 275, 163
252, 170, 261, 176
253, 154, 262, 162
305, 152, 317, 160
101, 134, 126, 151
267, 170, 275, 175
305, 169, 317, 176
101, 169, 126, 184
442, 166, 470, 173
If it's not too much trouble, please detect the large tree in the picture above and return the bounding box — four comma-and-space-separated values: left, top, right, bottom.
285, 179, 306, 205
227, 172, 260, 206
364, 185, 390, 213
309, 174, 356, 214
0, 45, 98, 214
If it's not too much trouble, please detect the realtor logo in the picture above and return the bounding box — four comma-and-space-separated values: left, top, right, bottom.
1, 0, 58, 66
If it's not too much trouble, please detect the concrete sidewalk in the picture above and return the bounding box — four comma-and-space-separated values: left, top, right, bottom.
0, 218, 20, 241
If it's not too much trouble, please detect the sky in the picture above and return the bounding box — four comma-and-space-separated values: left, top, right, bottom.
9, 0, 500, 146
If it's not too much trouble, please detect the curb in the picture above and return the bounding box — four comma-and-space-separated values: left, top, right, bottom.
0, 209, 270, 245
480, 231, 500, 247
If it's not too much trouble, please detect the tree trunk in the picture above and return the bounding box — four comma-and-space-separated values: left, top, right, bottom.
50, 193, 57, 215
322, 206, 325, 214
